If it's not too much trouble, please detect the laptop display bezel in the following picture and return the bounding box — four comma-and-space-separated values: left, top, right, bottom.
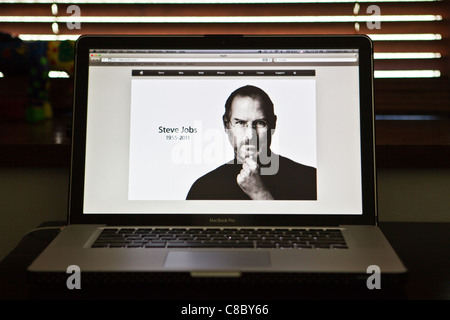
69, 35, 377, 227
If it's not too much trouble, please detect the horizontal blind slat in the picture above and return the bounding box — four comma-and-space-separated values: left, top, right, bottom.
374, 79, 450, 115
374, 42, 448, 56
1, 2, 447, 17
375, 58, 448, 71
1, 21, 445, 33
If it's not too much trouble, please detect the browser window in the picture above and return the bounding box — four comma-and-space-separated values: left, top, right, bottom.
83, 49, 361, 215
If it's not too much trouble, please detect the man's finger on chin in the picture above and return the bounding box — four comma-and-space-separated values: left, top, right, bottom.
245, 158, 259, 170
239, 168, 248, 177
245, 156, 257, 165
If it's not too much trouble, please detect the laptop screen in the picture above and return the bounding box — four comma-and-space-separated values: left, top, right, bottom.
82, 46, 363, 216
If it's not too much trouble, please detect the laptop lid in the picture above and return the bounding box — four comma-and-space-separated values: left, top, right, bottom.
69, 35, 376, 227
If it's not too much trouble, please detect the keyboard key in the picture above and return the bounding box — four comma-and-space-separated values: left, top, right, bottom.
292, 241, 308, 246
136, 228, 153, 232
91, 242, 108, 248
168, 242, 213, 248
131, 240, 148, 245
233, 241, 254, 247
314, 244, 331, 249
256, 243, 277, 248
109, 243, 128, 248
118, 228, 136, 233
127, 243, 144, 248
277, 241, 294, 248
126, 236, 142, 240
144, 243, 166, 248
166, 240, 185, 244
100, 228, 119, 233
150, 240, 167, 244
331, 244, 348, 249
194, 236, 210, 240
177, 235, 193, 240
143, 236, 160, 240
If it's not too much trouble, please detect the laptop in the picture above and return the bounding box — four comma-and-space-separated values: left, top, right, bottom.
27, 34, 407, 286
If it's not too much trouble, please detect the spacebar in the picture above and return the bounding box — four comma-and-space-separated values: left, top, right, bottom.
167, 241, 254, 248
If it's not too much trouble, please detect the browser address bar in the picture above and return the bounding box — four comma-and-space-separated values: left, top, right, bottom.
101, 58, 273, 63
274, 57, 357, 62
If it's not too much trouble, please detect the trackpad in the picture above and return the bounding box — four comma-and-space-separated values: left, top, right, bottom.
165, 251, 271, 269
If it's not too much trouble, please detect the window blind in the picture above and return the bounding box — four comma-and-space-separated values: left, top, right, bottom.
0, 0, 449, 115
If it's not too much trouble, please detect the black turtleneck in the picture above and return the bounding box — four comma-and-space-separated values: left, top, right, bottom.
186, 155, 317, 200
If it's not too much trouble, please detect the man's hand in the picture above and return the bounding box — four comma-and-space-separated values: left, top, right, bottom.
237, 157, 274, 200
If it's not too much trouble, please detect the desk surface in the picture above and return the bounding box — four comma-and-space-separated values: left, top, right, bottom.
0, 222, 448, 304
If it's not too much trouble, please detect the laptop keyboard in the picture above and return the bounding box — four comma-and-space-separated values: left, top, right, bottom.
91, 227, 347, 249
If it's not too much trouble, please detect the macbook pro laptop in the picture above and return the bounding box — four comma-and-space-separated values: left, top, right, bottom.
27, 35, 407, 285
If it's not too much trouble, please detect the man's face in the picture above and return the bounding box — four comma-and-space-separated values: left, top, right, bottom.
225, 96, 274, 163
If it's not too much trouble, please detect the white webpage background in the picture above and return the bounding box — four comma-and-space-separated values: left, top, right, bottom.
83, 65, 362, 214
128, 77, 316, 201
